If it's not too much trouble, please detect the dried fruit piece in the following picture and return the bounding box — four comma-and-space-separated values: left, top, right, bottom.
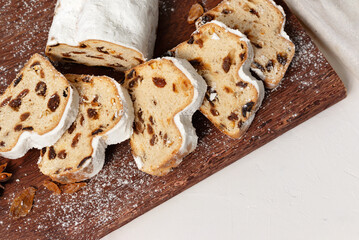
60, 182, 86, 194
0, 172, 12, 182
10, 187, 36, 219
187, 3, 204, 24
0, 163, 8, 173
152, 77, 167, 88
48, 93, 60, 112
43, 181, 61, 195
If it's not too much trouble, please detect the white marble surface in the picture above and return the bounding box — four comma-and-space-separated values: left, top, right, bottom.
103, 0, 359, 239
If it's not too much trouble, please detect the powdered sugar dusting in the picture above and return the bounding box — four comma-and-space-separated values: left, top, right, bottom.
0, 0, 343, 239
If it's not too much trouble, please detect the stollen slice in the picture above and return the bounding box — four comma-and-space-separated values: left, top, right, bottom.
172, 20, 264, 138
196, 0, 295, 89
123, 57, 207, 176
0, 54, 79, 159
38, 74, 134, 183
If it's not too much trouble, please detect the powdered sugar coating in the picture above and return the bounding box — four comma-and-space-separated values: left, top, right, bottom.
47, 0, 159, 60
0, 78, 79, 160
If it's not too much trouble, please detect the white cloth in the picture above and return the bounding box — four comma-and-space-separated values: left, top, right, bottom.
103, 1, 359, 239
286, 0, 359, 81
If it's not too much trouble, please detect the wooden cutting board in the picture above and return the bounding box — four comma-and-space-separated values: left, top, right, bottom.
0, 0, 346, 239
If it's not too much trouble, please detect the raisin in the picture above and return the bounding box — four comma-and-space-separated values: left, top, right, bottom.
240, 53, 246, 61
10, 187, 36, 219
277, 53, 288, 65
228, 112, 239, 121
129, 78, 138, 88
43, 181, 61, 195
9, 98, 22, 111
58, 150, 67, 159
22, 127, 33, 131
68, 122, 76, 134
163, 133, 168, 145
114, 55, 124, 60
210, 108, 220, 116
135, 122, 144, 134
187, 36, 195, 44
1, 96, 12, 107
48, 93, 60, 112
41, 147, 47, 157
80, 115, 85, 126
71, 133, 81, 148
133, 121, 139, 134
14, 124, 22, 131
48, 146, 56, 159
222, 9, 232, 14
266, 60, 274, 72
96, 47, 109, 54
135, 57, 144, 64
91, 95, 99, 106
249, 8, 260, 17
147, 124, 154, 135
17, 89, 29, 99
61, 182, 86, 194
126, 69, 136, 79
149, 116, 155, 125
86, 55, 104, 60
87, 108, 99, 119
202, 14, 215, 24
0, 141, 5, 147
40, 69, 45, 78
91, 128, 103, 135
222, 56, 232, 73
150, 135, 157, 146
152, 77, 166, 88
187, 3, 204, 24
0, 172, 12, 182
195, 38, 204, 48
79, 44, 87, 48
236, 82, 248, 88
71, 51, 86, 54
77, 156, 91, 168
20, 112, 30, 121
238, 120, 243, 128
13, 74, 23, 87
253, 62, 265, 72
82, 76, 91, 82
172, 83, 177, 93
35, 81, 47, 96
242, 101, 255, 117
189, 59, 204, 70
137, 109, 144, 123
63, 88, 68, 98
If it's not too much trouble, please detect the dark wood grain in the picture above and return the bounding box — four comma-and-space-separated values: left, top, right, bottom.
0, 0, 346, 239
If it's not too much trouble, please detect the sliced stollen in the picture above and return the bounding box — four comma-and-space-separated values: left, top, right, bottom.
38, 74, 134, 183
123, 57, 207, 176
196, 0, 295, 89
45, 0, 159, 71
172, 21, 264, 139
0, 54, 79, 159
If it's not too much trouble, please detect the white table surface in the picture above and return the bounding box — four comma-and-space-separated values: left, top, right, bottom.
103, 0, 359, 239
